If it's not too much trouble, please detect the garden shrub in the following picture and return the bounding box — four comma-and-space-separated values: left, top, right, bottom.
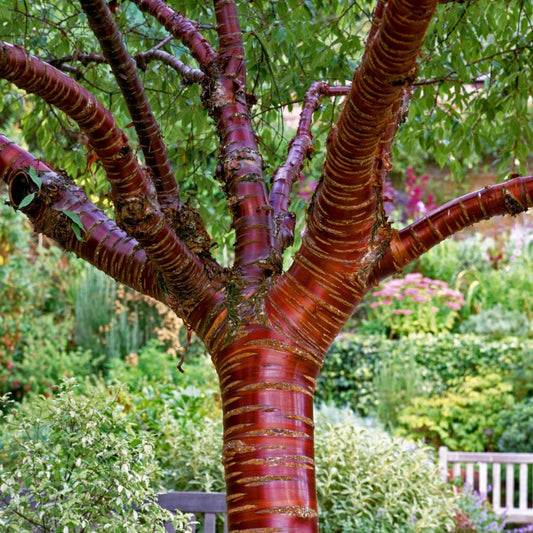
360, 273, 465, 337
315, 414, 458, 532
107, 339, 218, 394
0, 379, 191, 532
373, 350, 427, 429
316, 333, 533, 416
459, 304, 531, 338
496, 398, 533, 453
396, 373, 515, 452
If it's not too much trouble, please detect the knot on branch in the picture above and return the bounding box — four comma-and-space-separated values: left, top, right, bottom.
502, 187, 526, 216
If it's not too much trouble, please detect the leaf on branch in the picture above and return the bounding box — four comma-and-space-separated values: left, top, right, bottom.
63, 210, 86, 241
18, 193, 35, 209
28, 168, 42, 191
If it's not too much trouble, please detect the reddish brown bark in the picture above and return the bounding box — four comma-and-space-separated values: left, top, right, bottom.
1, 1, 532, 531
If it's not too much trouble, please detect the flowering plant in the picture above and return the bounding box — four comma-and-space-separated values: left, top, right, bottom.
362, 273, 465, 337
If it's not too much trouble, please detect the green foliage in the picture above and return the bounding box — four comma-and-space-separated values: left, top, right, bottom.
360, 273, 465, 337
496, 398, 533, 453
459, 304, 531, 338
107, 339, 218, 394
0, 379, 192, 532
316, 333, 532, 416
396, 373, 515, 452
374, 351, 427, 429
414, 234, 494, 288
315, 413, 457, 532
415, 225, 533, 321
399, 0, 533, 178
74, 265, 179, 364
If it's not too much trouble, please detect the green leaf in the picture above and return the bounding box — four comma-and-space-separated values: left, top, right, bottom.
63, 210, 85, 241
18, 193, 35, 209
28, 167, 42, 190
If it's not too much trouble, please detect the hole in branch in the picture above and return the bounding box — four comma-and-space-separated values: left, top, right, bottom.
9, 170, 38, 209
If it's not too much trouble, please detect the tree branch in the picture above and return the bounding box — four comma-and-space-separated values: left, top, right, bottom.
0, 42, 222, 323
269, 83, 350, 254
198, 1, 274, 285
79, 0, 179, 212
129, 0, 217, 70
136, 49, 205, 84
370, 175, 533, 283
0, 135, 164, 303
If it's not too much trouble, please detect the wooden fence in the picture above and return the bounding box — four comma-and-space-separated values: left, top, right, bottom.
439, 446, 533, 524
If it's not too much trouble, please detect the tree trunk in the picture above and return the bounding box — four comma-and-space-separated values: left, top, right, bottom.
214, 326, 322, 532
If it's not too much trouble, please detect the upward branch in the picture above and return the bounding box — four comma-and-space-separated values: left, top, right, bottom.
206, 1, 274, 286
265, 0, 439, 356
80, 0, 179, 212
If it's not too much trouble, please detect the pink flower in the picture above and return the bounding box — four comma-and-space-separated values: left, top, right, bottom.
404, 273, 423, 282
382, 299, 393, 305
393, 309, 413, 315
404, 288, 419, 296
370, 301, 380, 309
6, 361, 13, 369
413, 295, 429, 303
445, 301, 461, 310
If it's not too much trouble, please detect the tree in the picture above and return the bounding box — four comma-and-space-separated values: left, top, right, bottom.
0, 0, 532, 530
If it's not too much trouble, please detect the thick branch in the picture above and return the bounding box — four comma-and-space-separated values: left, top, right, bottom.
266, 0, 439, 354
0, 136, 163, 302
0, 41, 154, 203
306, 0, 438, 266
370, 175, 533, 283
214, 0, 246, 83
80, 0, 179, 211
129, 0, 217, 69
201, 2, 274, 285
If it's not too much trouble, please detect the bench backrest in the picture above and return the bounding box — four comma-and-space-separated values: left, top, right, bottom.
439, 446, 533, 525
158, 491, 227, 533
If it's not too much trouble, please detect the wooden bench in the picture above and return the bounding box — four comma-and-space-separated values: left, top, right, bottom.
439, 446, 533, 524
158, 491, 227, 533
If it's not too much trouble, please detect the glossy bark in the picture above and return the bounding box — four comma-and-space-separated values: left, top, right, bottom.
0, 1, 532, 531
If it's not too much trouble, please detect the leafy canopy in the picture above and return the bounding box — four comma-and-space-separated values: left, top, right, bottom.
0, 1, 531, 246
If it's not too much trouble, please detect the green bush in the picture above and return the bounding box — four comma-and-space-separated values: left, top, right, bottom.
315, 414, 457, 532
0, 379, 191, 532
107, 339, 218, 394
496, 398, 533, 453
396, 373, 515, 452
459, 304, 531, 338
316, 333, 533, 416
414, 233, 494, 286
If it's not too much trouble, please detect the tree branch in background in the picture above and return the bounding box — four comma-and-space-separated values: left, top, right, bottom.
0, 136, 164, 303
130, 0, 217, 70
370, 175, 533, 283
